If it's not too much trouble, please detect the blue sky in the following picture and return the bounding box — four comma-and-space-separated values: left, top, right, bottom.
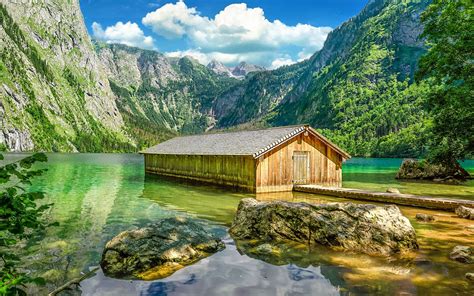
80, 0, 367, 68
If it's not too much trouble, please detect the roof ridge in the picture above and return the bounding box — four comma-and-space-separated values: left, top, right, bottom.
171, 124, 308, 138
252, 126, 306, 158
140, 124, 350, 160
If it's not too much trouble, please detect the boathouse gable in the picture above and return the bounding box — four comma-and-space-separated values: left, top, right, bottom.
141, 125, 350, 192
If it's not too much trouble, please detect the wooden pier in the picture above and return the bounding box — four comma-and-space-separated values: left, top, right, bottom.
293, 185, 474, 211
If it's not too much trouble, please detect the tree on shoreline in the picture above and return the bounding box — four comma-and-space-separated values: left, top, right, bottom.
0, 153, 56, 295
417, 0, 474, 166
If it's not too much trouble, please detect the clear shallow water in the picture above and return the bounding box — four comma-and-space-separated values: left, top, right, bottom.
1, 154, 473, 295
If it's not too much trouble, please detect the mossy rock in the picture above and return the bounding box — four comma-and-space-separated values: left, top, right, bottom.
100, 217, 225, 280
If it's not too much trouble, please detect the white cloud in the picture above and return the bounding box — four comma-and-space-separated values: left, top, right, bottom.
270, 58, 296, 69
92, 21, 155, 50
166, 49, 211, 65
142, 1, 331, 67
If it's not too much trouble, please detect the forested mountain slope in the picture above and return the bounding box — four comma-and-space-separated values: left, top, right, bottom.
216, 0, 431, 157
0, 2, 131, 152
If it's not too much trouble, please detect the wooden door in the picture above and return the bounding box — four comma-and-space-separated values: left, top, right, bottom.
293, 151, 309, 184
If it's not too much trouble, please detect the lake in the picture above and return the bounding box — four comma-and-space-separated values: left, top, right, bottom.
3, 154, 473, 295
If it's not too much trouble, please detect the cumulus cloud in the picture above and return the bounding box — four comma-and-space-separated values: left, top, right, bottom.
166, 49, 211, 65
92, 21, 155, 50
270, 57, 296, 70
142, 1, 331, 67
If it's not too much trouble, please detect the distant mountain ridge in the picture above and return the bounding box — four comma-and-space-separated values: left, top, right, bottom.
206, 60, 265, 79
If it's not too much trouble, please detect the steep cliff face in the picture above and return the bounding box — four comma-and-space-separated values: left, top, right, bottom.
96, 43, 238, 149
0, 1, 129, 152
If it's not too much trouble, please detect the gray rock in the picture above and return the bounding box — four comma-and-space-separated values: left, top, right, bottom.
101, 217, 225, 280
229, 198, 418, 257
415, 213, 435, 222
449, 246, 473, 264
386, 188, 400, 194
0, 129, 34, 152
466, 273, 474, 281
455, 206, 474, 220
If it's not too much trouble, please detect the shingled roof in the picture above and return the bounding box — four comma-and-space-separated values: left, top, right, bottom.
141, 125, 350, 159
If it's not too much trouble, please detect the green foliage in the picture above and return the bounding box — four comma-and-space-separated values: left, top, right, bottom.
417, 0, 474, 163
0, 153, 55, 295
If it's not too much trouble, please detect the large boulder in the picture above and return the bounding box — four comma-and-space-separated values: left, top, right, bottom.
396, 159, 470, 181
101, 217, 225, 280
455, 206, 474, 220
229, 198, 418, 257
449, 246, 473, 264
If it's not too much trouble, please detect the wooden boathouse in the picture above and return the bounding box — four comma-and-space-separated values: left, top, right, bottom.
141, 125, 350, 193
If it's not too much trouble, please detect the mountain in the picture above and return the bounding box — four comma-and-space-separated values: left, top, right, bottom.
231, 62, 266, 77
214, 0, 431, 157
0, 0, 433, 157
0, 2, 131, 152
207, 60, 234, 77
207, 60, 266, 79
96, 43, 238, 148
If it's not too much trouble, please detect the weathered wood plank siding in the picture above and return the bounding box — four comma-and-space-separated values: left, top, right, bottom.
256, 133, 343, 193
144, 154, 257, 191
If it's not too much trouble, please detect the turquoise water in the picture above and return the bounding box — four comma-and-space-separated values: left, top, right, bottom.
1, 154, 473, 295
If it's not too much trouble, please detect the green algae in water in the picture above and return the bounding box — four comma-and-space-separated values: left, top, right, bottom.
1, 154, 473, 295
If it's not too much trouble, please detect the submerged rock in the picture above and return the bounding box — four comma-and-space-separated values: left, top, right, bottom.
449, 246, 473, 264
100, 217, 225, 280
396, 159, 470, 181
455, 206, 474, 220
229, 198, 418, 257
466, 273, 474, 281
415, 213, 435, 222
386, 188, 400, 194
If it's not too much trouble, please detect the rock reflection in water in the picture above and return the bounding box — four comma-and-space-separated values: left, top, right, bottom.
80, 240, 340, 296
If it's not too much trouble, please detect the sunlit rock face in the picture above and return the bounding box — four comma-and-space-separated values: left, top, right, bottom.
229, 198, 418, 257
0, 1, 126, 152
100, 217, 225, 280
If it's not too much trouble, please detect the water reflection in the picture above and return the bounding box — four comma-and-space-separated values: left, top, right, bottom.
81, 241, 341, 296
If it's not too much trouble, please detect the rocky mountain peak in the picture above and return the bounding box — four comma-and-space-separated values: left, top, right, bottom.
231, 62, 266, 77
207, 59, 233, 77
206, 60, 265, 78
